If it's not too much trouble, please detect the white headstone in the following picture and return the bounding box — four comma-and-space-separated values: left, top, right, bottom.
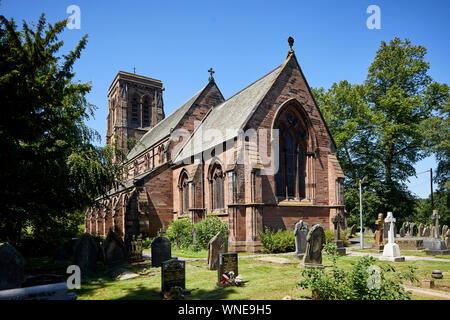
379, 212, 405, 262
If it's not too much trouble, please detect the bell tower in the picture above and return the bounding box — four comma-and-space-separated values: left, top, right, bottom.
106, 71, 165, 155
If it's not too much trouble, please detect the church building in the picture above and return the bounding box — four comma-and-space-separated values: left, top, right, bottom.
85, 38, 346, 252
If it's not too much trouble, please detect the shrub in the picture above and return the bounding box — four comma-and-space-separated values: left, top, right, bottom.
166, 217, 193, 249
259, 227, 295, 253
193, 216, 228, 250
297, 244, 418, 300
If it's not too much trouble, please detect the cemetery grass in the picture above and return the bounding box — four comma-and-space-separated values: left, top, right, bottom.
71, 254, 450, 300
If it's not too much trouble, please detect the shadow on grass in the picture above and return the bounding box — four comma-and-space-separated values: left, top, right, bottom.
71, 261, 239, 300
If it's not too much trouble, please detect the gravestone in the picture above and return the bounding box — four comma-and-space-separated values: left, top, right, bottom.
418, 224, 424, 237
442, 225, 448, 240
372, 213, 384, 252
431, 226, 437, 238
331, 214, 346, 255
129, 234, 144, 262
294, 220, 309, 259
218, 252, 238, 283
409, 223, 418, 237
349, 224, 357, 237
103, 229, 128, 268
207, 231, 228, 270
380, 212, 405, 262
161, 259, 185, 294
0, 243, 25, 290
303, 224, 326, 267
151, 236, 172, 267
423, 226, 431, 237
426, 210, 450, 256
73, 233, 101, 275
399, 227, 406, 237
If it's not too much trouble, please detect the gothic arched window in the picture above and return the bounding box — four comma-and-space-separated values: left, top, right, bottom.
179, 171, 189, 214
274, 106, 308, 201
209, 163, 225, 211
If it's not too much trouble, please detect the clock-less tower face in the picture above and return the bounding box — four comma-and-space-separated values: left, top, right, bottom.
106, 71, 165, 156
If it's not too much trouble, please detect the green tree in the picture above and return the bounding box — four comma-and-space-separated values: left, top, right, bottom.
314, 38, 449, 227
0, 13, 124, 251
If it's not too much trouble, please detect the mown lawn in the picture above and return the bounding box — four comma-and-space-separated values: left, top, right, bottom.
70, 252, 450, 300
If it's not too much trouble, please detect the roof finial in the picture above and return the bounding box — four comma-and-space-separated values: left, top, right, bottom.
133, 67, 136, 74
288, 36, 294, 55
208, 67, 215, 82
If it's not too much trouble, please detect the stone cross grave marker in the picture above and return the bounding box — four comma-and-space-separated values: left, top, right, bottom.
0, 243, 25, 290
294, 220, 309, 259
218, 252, 238, 283
332, 214, 343, 240
151, 236, 171, 267
303, 224, 326, 267
207, 231, 228, 270
432, 210, 440, 239
380, 212, 405, 262
161, 259, 185, 294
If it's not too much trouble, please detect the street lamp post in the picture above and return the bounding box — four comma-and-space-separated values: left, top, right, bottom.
359, 176, 368, 249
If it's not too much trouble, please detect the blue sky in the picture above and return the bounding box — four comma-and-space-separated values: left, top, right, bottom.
2, 0, 449, 198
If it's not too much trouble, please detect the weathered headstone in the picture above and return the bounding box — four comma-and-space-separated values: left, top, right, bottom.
418, 223, 424, 237
151, 236, 171, 267
207, 231, 228, 270
372, 213, 384, 252
303, 224, 326, 267
0, 243, 25, 290
294, 220, 309, 259
218, 252, 238, 283
161, 259, 185, 294
399, 227, 406, 237
423, 226, 431, 237
442, 225, 448, 240
73, 233, 101, 275
331, 214, 346, 255
103, 229, 128, 268
349, 224, 357, 237
380, 212, 405, 262
409, 223, 418, 237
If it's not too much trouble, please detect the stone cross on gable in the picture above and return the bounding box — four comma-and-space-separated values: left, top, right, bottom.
385, 212, 396, 244
332, 214, 344, 240
432, 210, 440, 238
208, 68, 215, 82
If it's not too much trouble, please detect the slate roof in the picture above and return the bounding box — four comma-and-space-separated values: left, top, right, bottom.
126, 84, 208, 161
173, 65, 282, 163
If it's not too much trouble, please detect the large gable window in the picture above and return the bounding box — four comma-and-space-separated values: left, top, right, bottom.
274, 106, 308, 201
